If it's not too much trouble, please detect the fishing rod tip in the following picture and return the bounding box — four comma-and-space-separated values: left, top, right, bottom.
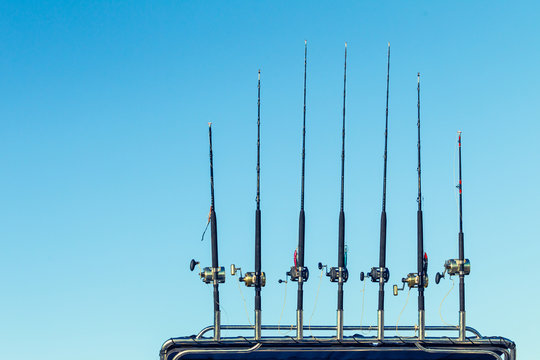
345, 41, 348, 47
305, 39, 307, 45
388, 41, 390, 47
208, 122, 212, 127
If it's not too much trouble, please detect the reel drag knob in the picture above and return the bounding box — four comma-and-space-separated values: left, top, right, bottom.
190, 259, 199, 272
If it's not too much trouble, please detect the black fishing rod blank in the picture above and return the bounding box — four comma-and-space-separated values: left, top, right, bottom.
230, 70, 266, 340
190, 123, 226, 341
318, 42, 348, 341
435, 131, 470, 341
278, 40, 310, 341
360, 42, 391, 341
295, 40, 309, 340
392, 73, 428, 341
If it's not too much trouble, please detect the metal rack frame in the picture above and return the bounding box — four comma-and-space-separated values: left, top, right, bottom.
160, 324, 515, 360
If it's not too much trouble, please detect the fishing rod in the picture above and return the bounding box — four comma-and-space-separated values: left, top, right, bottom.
360, 42, 391, 341
393, 73, 428, 341
296, 40, 308, 341
318, 42, 348, 341
278, 41, 310, 341
435, 132, 470, 341
190, 123, 226, 341
230, 70, 266, 340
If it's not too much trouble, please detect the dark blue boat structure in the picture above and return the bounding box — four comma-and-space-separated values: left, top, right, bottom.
162, 42, 516, 360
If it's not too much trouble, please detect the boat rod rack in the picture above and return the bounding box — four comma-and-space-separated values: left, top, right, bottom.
161, 327, 515, 360
194, 324, 483, 339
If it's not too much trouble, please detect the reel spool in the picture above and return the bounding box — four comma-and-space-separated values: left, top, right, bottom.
190, 259, 225, 284
435, 259, 470, 284
231, 264, 266, 287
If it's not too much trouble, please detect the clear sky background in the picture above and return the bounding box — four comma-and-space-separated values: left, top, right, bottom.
1, 1, 539, 359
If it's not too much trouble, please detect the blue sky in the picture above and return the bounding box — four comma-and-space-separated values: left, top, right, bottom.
1, 1, 538, 359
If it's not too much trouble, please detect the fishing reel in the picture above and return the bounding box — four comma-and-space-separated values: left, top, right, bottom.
318, 262, 348, 283
279, 249, 309, 284
435, 259, 470, 284
393, 253, 428, 295
190, 259, 226, 284
360, 267, 389, 283
230, 264, 266, 287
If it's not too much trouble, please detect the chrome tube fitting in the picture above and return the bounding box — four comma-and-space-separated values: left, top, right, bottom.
459, 311, 466, 341
254, 310, 262, 340
418, 310, 425, 340
296, 309, 303, 340
214, 310, 221, 341
337, 309, 344, 340
377, 310, 384, 340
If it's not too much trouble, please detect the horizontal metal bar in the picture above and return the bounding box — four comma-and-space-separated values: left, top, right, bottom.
194, 324, 482, 339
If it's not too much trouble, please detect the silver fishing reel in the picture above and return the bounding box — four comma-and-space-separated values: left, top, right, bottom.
318, 262, 348, 283
360, 267, 389, 283
231, 264, 266, 287
190, 259, 225, 284
435, 259, 470, 284
280, 250, 309, 284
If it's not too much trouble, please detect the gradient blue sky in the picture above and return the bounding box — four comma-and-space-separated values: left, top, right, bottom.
1, 1, 539, 359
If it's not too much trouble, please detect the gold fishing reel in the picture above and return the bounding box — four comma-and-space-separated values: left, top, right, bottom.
435, 259, 470, 284
230, 264, 266, 287
393, 252, 429, 295
190, 259, 225, 284
393, 272, 429, 295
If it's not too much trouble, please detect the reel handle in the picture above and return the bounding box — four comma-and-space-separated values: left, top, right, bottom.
190, 259, 199, 272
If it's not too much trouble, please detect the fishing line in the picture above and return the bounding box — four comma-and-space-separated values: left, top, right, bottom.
200, 208, 212, 241
358, 280, 369, 335
453, 134, 460, 222
214, 296, 230, 325
395, 288, 411, 337
237, 281, 252, 326
277, 279, 293, 335
439, 276, 458, 328
308, 268, 324, 340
